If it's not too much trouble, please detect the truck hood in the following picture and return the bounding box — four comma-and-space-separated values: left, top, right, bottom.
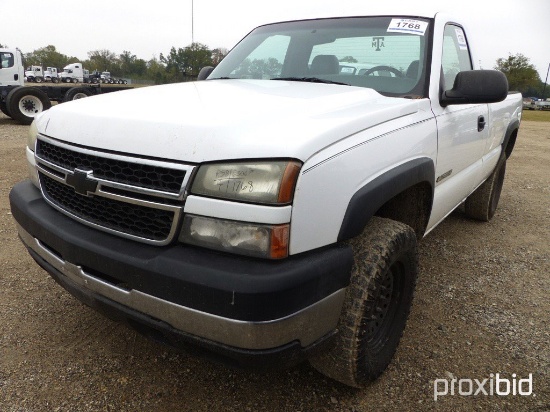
38, 80, 421, 163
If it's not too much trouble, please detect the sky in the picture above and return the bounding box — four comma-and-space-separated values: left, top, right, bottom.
2, 0, 549, 80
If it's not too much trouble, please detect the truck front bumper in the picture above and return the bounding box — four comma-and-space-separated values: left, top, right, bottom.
10, 181, 353, 367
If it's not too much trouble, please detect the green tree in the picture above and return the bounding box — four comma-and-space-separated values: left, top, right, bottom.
119, 50, 147, 77
86, 49, 117, 73
181, 43, 213, 76
160, 48, 185, 82
24, 45, 77, 69
340, 56, 358, 63
146, 56, 170, 85
161, 43, 213, 81
494, 53, 540, 93
249, 58, 283, 78
211, 48, 228, 66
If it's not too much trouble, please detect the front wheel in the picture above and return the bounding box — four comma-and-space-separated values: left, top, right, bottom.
6, 86, 52, 125
309, 217, 418, 387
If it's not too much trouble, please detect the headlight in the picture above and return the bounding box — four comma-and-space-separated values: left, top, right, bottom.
180, 214, 290, 259
191, 160, 301, 204
28, 120, 38, 151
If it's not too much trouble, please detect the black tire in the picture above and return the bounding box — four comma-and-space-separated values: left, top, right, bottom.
309, 217, 418, 387
464, 152, 507, 221
72, 78, 79, 84
52, 77, 59, 83
63, 87, 92, 102
6, 87, 52, 125
0, 100, 11, 117
35, 77, 43, 83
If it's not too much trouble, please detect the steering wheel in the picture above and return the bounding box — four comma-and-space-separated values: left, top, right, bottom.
363, 66, 403, 77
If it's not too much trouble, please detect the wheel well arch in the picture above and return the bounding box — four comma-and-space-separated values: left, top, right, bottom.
503, 120, 520, 159
337, 158, 434, 242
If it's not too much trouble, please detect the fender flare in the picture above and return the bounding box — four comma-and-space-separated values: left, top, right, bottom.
502, 119, 520, 159
337, 157, 435, 241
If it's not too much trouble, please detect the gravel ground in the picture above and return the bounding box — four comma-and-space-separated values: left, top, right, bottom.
0, 112, 548, 411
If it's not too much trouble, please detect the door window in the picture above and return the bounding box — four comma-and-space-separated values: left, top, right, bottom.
441, 24, 472, 90
1, 52, 14, 68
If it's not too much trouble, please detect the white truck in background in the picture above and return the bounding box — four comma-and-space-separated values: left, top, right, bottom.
25, 65, 60, 83
59, 63, 85, 83
10, 13, 522, 388
1, 48, 132, 124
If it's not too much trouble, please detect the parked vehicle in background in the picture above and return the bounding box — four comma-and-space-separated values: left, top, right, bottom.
25, 66, 43, 82
101, 71, 128, 84
86, 70, 102, 84
26, 66, 60, 83
100, 71, 111, 83
523, 97, 550, 110
0, 48, 133, 124
59, 63, 85, 83
43, 67, 59, 82
84, 70, 128, 84
535, 98, 550, 110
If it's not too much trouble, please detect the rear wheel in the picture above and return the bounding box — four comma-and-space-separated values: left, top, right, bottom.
63, 87, 92, 102
464, 152, 507, 221
309, 217, 417, 387
72, 78, 79, 84
6, 86, 51, 125
35, 76, 43, 83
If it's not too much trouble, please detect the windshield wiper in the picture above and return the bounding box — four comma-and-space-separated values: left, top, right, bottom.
272, 77, 350, 86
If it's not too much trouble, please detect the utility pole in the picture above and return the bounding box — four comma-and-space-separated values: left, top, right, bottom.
191, 0, 194, 45
543, 63, 550, 101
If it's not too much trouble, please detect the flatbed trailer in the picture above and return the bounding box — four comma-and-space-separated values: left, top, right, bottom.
1, 47, 134, 125
1, 83, 134, 125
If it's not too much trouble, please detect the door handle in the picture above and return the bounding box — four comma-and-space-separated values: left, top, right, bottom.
478, 115, 486, 132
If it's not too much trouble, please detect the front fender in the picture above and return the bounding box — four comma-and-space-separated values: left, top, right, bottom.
337, 158, 435, 241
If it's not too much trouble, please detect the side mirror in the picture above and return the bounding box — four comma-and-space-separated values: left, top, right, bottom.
197, 66, 214, 81
440, 70, 508, 107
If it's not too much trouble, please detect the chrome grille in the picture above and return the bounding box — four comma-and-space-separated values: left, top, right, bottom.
40, 174, 174, 241
36, 140, 186, 194
34, 136, 194, 245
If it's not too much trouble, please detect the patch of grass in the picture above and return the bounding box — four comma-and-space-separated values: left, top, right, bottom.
521, 109, 550, 122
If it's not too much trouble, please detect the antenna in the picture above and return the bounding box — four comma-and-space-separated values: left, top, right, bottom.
191, 0, 194, 44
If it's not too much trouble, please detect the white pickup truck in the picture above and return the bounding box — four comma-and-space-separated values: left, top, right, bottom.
10, 13, 522, 387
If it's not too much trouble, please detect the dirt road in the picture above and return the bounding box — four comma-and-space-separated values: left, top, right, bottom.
1, 112, 548, 411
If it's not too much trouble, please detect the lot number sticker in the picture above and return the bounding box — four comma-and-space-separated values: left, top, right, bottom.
387, 19, 428, 36
455, 27, 468, 50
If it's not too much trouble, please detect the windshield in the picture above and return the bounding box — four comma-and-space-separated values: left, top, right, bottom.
209, 16, 432, 97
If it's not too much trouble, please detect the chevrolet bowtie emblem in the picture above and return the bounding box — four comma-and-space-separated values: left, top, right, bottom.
66, 169, 98, 196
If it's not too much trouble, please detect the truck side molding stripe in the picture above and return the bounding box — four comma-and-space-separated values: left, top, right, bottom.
302, 118, 434, 175
337, 157, 435, 241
